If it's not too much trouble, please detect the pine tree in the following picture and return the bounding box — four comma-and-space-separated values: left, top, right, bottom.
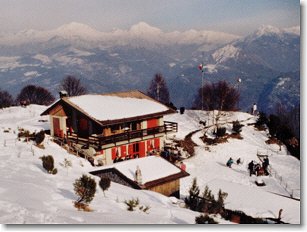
40, 155, 57, 174
147, 73, 170, 105
35, 130, 45, 145
185, 178, 201, 211
232, 120, 243, 134
211, 189, 228, 215
99, 177, 111, 197
73, 174, 96, 204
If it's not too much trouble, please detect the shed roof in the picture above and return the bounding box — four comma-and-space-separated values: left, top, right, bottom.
90, 156, 189, 188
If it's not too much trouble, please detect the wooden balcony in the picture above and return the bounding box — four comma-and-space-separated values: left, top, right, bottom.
66, 121, 178, 149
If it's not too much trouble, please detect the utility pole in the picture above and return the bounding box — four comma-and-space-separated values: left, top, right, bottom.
236, 77, 242, 110
198, 52, 205, 111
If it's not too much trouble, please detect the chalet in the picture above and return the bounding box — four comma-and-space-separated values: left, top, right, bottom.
41, 90, 178, 165
90, 156, 189, 197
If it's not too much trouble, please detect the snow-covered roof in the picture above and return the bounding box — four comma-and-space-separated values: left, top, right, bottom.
93, 156, 186, 185
41, 90, 174, 123
68, 94, 169, 122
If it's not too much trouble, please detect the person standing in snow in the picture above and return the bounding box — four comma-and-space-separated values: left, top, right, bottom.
262, 157, 270, 175
248, 160, 255, 176
180, 161, 186, 171
252, 103, 257, 115
226, 157, 234, 168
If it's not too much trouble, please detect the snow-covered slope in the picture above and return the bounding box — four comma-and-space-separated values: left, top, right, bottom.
0, 105, 199, 224
0, 106, 300, 224
166, 110, 300, 224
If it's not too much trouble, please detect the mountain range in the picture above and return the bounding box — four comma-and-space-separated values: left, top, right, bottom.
0, 22, 300, 113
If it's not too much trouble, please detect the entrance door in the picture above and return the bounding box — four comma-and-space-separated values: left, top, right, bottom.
53, 117, 61, 137
78, 117, 89, 138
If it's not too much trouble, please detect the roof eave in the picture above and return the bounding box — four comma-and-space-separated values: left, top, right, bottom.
98, 109, 176, 126
144, 171, 190, 189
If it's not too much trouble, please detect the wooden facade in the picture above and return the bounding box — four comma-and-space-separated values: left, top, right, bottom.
147, 179, 180, 197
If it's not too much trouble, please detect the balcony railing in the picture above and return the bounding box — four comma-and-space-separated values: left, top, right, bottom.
66, 121, 178, 149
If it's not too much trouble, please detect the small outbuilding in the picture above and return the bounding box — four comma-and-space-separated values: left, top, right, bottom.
90, 156, 189, 198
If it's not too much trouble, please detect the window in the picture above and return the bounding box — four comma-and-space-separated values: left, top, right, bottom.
133, 143, 139, 153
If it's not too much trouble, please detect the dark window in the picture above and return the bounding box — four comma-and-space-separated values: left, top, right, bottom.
133, 143, 139, 153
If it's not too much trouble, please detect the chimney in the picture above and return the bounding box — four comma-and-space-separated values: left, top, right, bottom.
59, 90, 68, 98
135, 165, 142, 185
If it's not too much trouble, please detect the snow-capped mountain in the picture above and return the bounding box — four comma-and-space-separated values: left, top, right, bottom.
0, 21, 239, 49
170, 25, 300, 111
0, 23, 300, 113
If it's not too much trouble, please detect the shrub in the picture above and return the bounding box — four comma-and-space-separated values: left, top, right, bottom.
73, 174, 96, 205
99, 177, 111, 197
18, 129, 34, 139
255, 112, 268, 128
74, 202, 92, 212
232, 120, 243, 134
60, 158, 72, 175
215, 127, 226, 138
35, 130, 45, 145
124, 198, 140, 211
40, 155, 55, 174
140, 205, 150, 213
195, 214, 218, 224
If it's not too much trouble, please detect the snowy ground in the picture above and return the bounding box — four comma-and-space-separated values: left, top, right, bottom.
166, 110, 300, 224
0, 105, 200, 224
0, 106, 301, 224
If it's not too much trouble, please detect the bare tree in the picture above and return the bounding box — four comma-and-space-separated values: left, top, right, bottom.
193, 80, 239, 111
0, 89, 14, 108
59, 75, 87, 97
147, 73, 170, 105
16, 85, 55, 106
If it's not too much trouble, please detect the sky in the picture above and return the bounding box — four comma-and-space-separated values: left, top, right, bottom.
0, 0, 300, 35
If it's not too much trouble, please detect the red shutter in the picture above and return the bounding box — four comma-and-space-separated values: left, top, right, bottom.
147, 140, 153, 151
147, 118, 158, 128
111, 147, 117, 160
154, 138, 160, 149
139, 142, 145, 157
121, 145, 127, 157
128, 144, 133, 156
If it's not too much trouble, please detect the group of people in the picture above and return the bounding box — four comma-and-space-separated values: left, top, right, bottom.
226, 156, 270, 177
248, 157, 270, 176
226, 157, 241, 168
